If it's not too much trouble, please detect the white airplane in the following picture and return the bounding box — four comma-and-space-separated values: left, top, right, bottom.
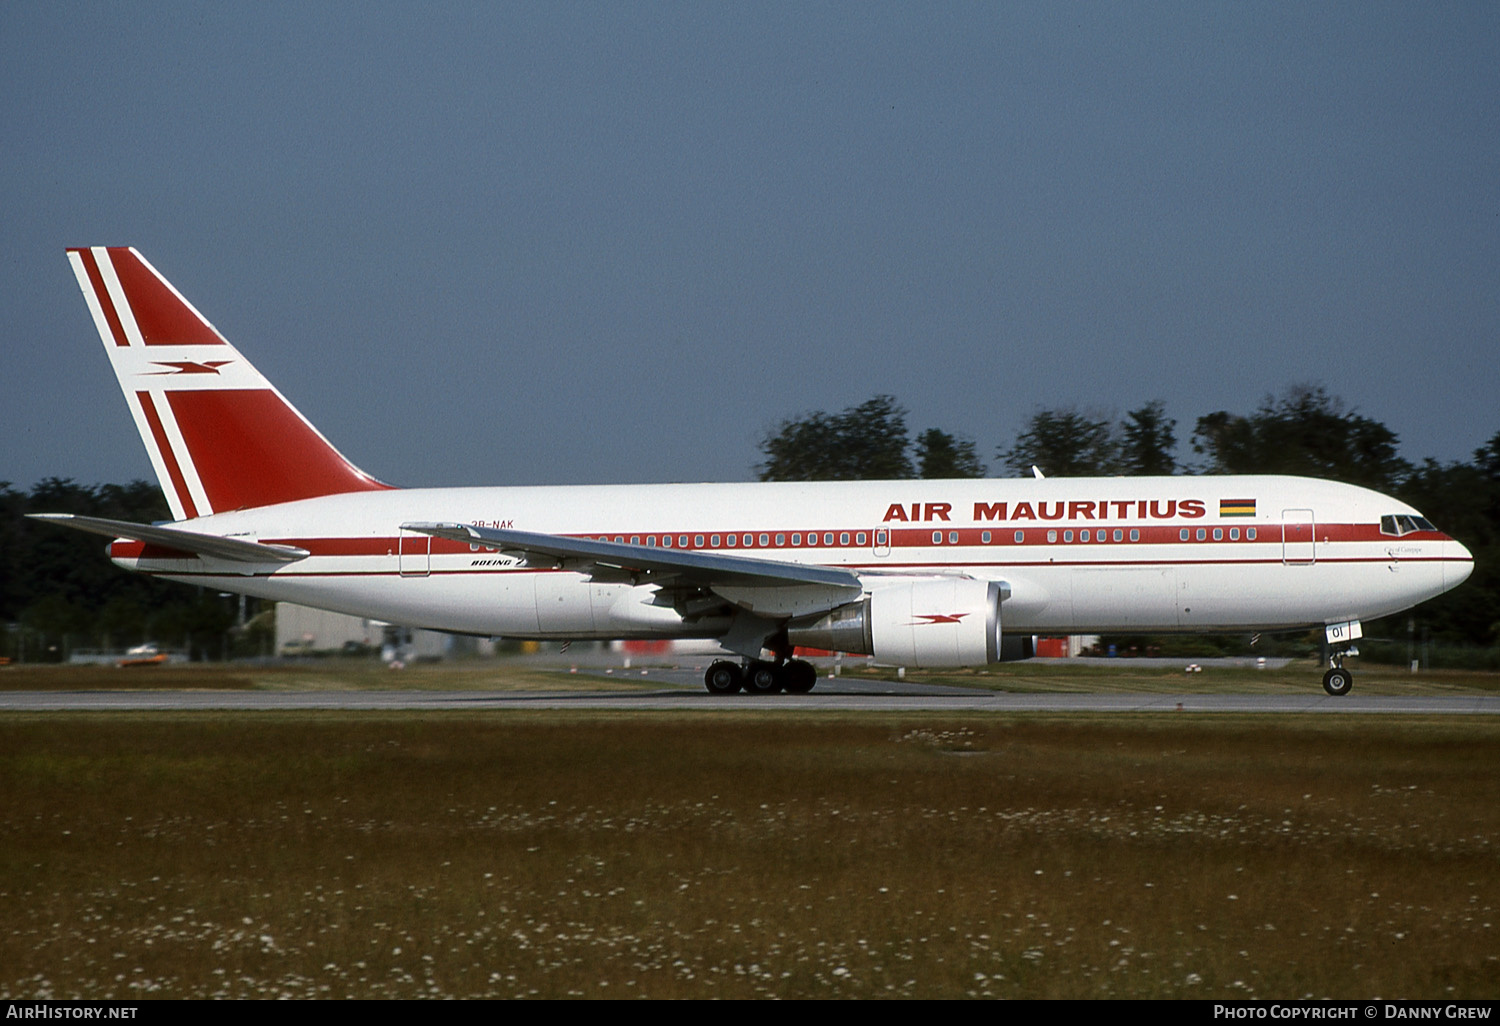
33, 247, 1474, 696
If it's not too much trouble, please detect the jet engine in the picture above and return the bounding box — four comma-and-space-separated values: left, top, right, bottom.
788, 577, 1005, 668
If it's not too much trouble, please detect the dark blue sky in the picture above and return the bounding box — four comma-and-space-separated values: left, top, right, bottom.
4, 3, 1497, 491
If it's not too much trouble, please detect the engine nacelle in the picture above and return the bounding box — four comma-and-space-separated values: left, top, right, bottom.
789, 577, 1004, 668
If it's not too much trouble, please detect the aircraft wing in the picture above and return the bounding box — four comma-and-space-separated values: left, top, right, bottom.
27, 514, 310, 564
402, 521, 864, 617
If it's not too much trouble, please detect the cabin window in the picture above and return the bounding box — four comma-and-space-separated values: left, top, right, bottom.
1196, 528, 1206, 541
1014, 530, 1024, 543
840, 532, 850, 546
807, 534, 817, 546
1247, 528, 1257, 540
662, 536, 672, 547
711, 535, 720, 547
948, 531, 957, 544
1228, 528, 1238, 541
694, 535, 704, 547
1063, 530, 1073, 542
775, 534, 785, 546
745, 534, 755, 546
647, 536, 657, 546
1212, 528, 1223, 541
1080, 529, 1090, 542
1046, 530, 1057, 543
1129, 529, 1139, 542
824, 533, 834, 545
933, 531, 943, 544
982, 531, 991, 543
791, 533, 801, 545
726, 535, 736, 547
630, 536, 640, 545
857, 532, 867, 545
1180, 528, 1190, 541
1110, 529, 1121, 542
678, 535, 688, 547
759, 534, 769, 547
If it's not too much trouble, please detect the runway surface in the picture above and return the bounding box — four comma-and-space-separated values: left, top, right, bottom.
4, 681, 1499, 714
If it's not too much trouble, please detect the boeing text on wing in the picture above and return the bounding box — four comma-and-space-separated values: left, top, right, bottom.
33, 248, 1474, 696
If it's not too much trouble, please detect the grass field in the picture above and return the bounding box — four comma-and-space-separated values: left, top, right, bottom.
2, 709, 1497, 999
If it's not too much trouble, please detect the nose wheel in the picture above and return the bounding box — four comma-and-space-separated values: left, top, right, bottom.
1322, 665, 1353, 696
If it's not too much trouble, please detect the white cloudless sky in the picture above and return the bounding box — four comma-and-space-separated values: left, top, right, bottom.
3, 2, 1497, 491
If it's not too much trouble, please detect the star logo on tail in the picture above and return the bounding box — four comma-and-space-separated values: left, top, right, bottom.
146, 360, 234, 375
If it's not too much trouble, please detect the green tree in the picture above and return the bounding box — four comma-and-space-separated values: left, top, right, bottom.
1388, 431, 1500, 646
915, 428, 987, 479
758, 395, 914, 481
1000, 408, 1117, 477
4, 478, 192, 659
1191, 386, 1409, 490
1118, 400, 1177, 476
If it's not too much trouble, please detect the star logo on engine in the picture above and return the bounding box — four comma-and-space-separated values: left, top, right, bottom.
913, 613, 968, 625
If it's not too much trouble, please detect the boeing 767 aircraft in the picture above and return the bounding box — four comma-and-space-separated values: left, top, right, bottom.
32, 247, 1474, 695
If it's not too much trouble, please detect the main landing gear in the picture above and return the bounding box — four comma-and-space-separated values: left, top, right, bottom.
704, 658, 818, 695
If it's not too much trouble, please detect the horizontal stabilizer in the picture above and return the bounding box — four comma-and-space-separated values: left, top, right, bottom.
27, 513, 309, 563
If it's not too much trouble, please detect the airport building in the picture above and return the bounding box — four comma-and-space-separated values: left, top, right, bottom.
274, 602, 475, 661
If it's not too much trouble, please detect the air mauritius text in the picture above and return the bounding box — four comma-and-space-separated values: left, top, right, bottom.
882, 499, 1208, 523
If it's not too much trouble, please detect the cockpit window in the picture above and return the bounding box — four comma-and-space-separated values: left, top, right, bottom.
1380, 514, 1437, 537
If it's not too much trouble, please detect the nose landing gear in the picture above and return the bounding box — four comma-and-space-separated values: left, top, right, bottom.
1321, 620, 1362, 696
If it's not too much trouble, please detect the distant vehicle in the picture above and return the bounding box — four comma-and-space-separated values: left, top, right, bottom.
33, 248, 1474, 695
117, 643, 167, 668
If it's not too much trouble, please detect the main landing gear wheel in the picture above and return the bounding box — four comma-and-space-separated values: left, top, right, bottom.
704, 660, 743, 695
1322, 666, 1353, 697
742, 660, 782, 695
782, 659, 818, 694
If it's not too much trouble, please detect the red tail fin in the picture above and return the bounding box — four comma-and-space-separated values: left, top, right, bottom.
67, 247, 393, 519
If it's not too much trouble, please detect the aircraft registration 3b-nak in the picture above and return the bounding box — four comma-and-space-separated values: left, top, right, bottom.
34, 247, 1474, 696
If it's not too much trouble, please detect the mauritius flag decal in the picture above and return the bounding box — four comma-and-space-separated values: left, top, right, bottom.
1220, 498, 1256, 518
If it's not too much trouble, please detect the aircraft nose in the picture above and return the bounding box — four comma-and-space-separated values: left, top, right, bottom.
1447, 538, 1475, 591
